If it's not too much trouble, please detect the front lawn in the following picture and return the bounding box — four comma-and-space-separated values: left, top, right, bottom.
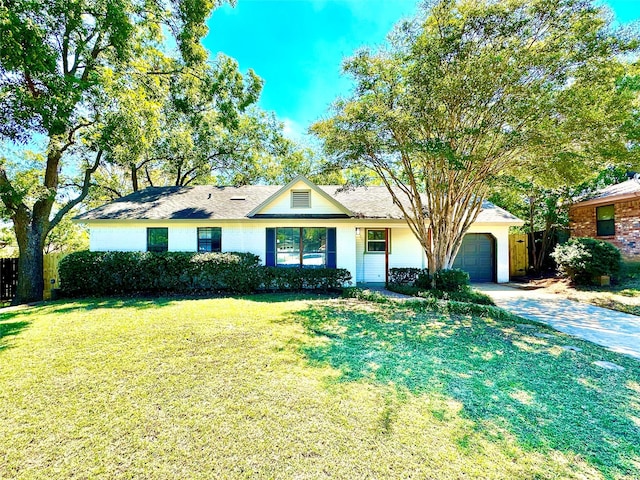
1, 295, 638, 478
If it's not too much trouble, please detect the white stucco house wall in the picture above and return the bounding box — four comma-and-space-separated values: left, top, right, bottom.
74, 176, 524, 283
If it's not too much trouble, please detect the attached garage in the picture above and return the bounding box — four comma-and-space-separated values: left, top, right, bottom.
453, 233, 496, 282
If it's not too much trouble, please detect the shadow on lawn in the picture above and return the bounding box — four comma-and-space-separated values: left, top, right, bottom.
292, 302, 640, 479
0, 297, 177, 320
0, 320, 29, 353
241, 292, 337, 303
0, 293, 333, 320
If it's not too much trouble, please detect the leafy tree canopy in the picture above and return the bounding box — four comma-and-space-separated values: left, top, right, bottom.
312, 0, 639, 274
0, 0, 235, 303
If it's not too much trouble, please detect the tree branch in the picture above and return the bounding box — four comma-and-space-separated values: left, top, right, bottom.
0, 166, 24, 215
145, 166, 154, 187
49, 150, 102, 230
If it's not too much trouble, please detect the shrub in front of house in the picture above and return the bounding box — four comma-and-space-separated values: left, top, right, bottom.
386, 267, 487, 304
551, 237, 621, 285
261, 267, 352, 292
388, 268, 423, 285
59, 251, 351, 297
59, 251, 262, 296
188, 252, 262, 294
415, 269, 432, 289
388, 267, 434, 288
388, 267, 469, 292
433, 269, 470, 292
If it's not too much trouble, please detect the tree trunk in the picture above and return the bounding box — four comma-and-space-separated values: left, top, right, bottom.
131, 164, 139, 191
7, 136, 63, 304
13, 212, 46, 304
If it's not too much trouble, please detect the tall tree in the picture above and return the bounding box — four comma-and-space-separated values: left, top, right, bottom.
0, 0, 230, 303
86, 54, 331, 197
492, 63, 640, 275
312, 0, 638, 275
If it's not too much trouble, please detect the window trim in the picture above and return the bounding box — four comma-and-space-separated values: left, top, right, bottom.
147, 227, 168, 252
596, 204, 615, 237
197, 227, 222, 252
275, 227, 327, 267
365, 228, 389, 254
290, 190, 311, 209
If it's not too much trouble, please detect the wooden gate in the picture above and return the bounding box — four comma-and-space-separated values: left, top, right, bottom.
509, 233, 529, 277
0, 258, 18, 302
43, 253, 66, 300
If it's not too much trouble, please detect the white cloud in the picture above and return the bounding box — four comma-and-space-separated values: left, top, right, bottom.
282, 117, 307, 142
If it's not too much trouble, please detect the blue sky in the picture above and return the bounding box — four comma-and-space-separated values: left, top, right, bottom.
203, 0, 640, 141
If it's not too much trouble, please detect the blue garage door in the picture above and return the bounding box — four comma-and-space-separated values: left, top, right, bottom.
452, 233, 495, 282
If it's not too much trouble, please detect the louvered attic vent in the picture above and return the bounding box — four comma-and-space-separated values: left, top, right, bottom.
291, 190, 311, 208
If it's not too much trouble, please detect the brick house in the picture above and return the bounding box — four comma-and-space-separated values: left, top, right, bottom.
569, 178, 640, 257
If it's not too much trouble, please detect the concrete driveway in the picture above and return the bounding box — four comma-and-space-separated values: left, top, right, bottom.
475, 283, 640, 360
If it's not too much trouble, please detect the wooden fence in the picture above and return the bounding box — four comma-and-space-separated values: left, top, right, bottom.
0, 258, 18, 302
43, 253, 66, 300
509, 233, 529, 277
0, 254, 67, 302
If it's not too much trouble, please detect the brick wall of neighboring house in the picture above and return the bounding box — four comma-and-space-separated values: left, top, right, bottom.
570, 199, 640, 257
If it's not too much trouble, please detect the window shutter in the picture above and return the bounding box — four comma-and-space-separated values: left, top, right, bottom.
265, 228, 276, 266
326, 228, 337, 268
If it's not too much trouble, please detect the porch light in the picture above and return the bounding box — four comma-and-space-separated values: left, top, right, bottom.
355, 228, 361, 236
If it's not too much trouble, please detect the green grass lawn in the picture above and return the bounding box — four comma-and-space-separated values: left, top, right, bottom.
1, 294, 639, 479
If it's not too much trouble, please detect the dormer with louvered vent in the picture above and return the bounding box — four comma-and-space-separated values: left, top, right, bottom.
291, 190, 311, 209
246, 176, 353, 218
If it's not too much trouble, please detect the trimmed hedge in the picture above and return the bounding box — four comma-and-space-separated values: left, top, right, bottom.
388, 267, 469, 292
388, 267, 432, 288
59, 251, 351, 297
551, 238, 621, 285
388, 268, 423, 285
261, 267, 352, 292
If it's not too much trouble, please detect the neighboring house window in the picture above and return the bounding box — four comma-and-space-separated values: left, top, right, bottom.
596, 205, 615, 236
366, 229, 388, 252
276, 227, 326, 267
291, 190, 311, 208
197, 227, 221, 252
147, 228, 168, 252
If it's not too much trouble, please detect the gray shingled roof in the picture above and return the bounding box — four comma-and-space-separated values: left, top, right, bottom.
588, 179, 640, 200
570, 178, 640, 207
75, 184, 523, 224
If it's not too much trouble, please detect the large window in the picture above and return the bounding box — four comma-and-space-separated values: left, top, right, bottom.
596, 205, 615, 236
366, 229, 388, 252
276, 227, 326, 267
147, 227, 168, 252
198, 227, 221, 252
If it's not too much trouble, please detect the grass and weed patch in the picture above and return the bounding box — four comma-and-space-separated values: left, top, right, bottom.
386, 283, 494, 305
297, 299, 640, 479
0, 295, 638, 479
